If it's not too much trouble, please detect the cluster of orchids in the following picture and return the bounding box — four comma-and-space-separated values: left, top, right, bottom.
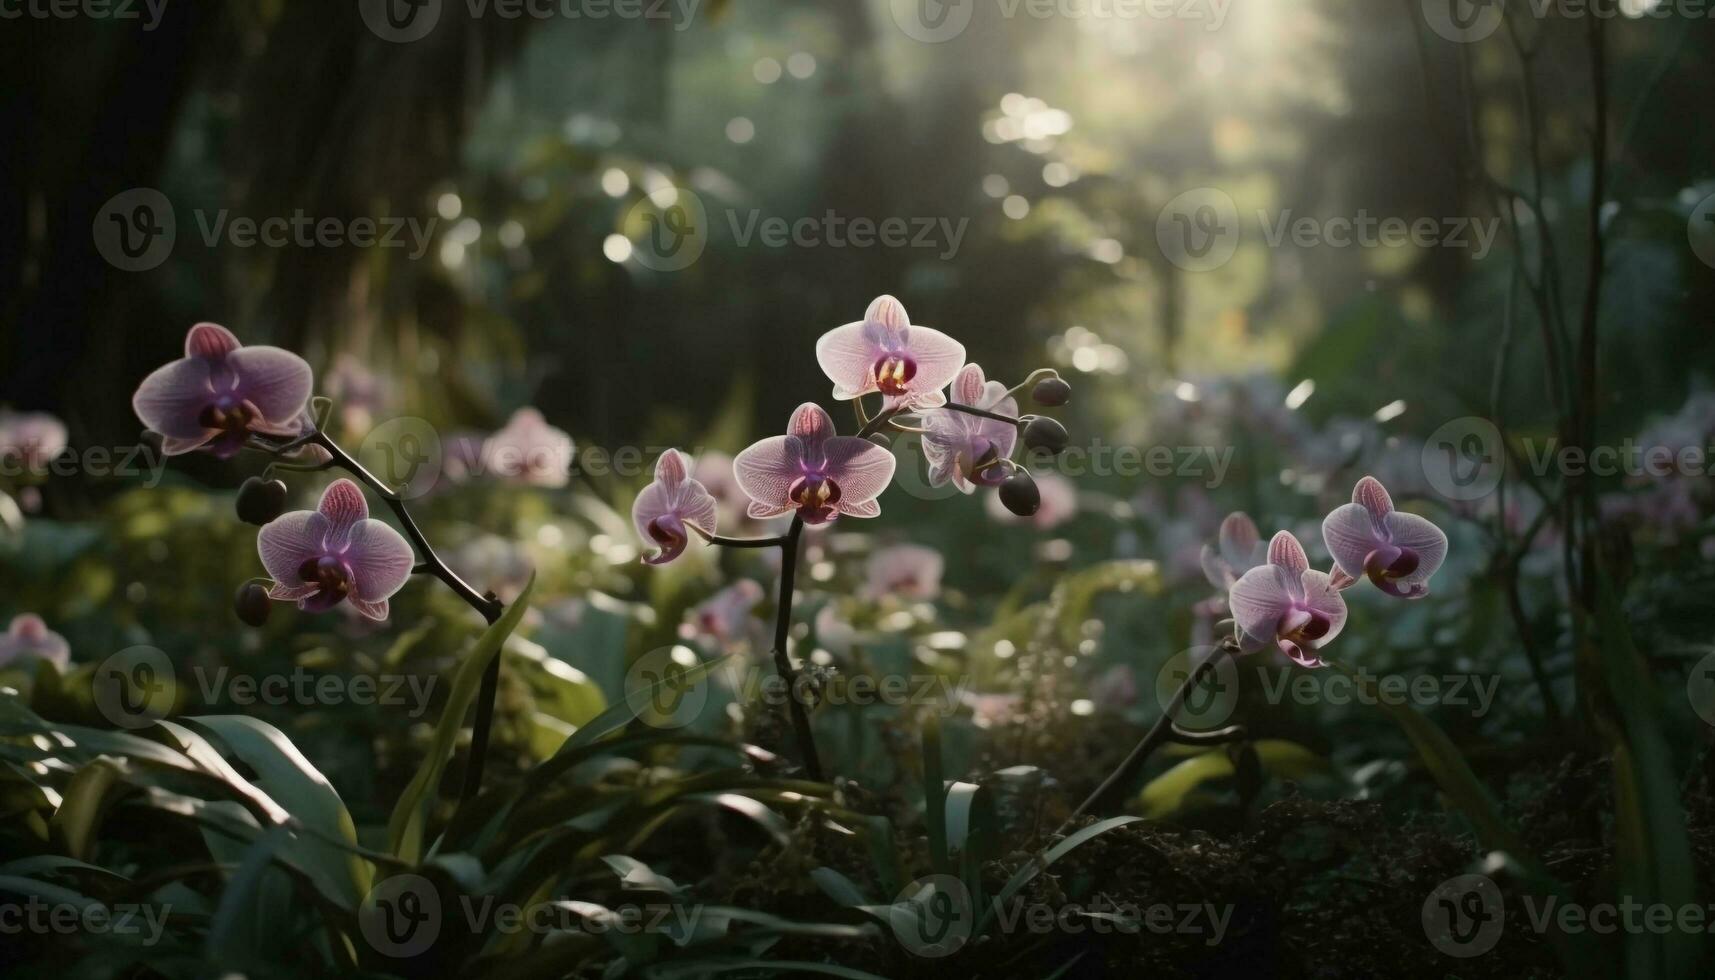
631, 295, 1073, 779
132, 322, 509, 798
1202, 475, 1449, 668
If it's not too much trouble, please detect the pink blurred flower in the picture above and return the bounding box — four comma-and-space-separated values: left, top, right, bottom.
682, 580, 765, 647
962, 691, 1021, 729
132, 323, 313, 459
481, 408, 574, 487
1229, 531, 1348, 668
0, 614, 69, 671
734, 403, 896, 525
865, 544, 944, 600
923, 363, 1018, 492
452, 533, 535, 604
258, 479, 415, 621
1322, 476, 1448, 599
633, 449, 719, 565
1200, 512, 1264, 591
0, 411, 68, 472
1090, 664, 1138, 711
815, 295, 965, 411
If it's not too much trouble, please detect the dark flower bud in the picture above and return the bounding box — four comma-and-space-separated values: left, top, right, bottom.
999, 471, 1041, 517
1032, 377, 1071, 407
236, 477, 289, 526
234, 582, 272, 627
1021, 416, 1070, 455
867, 433, 892, 450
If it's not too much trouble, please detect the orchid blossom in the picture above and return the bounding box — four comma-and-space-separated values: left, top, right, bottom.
923, 363, 1019, 492
1200, 512, 1265, 592
814, 295, 965, 411
632, 449, 719, 565
734, 403, 896, 525
133, 323, 313, 458
258, 479, 415, 621
0, 614, 69, 671
1229, 531, 1348, 668
1322, 476, 1448, 598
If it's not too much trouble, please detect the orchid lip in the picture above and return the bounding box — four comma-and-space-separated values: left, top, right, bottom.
648, 516, 686, 549
1364, 544, 1419, 582
872, 354, 918, 396
790, 474, 842, 523
297, 555, 354, 608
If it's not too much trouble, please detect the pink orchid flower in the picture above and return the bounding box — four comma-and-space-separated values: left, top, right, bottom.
1200, 512, 1265, 591
481, 408, 574, 488
815, 296, 965, 410
632, 449, 719, 565
1322, 476, 1448, 599
0, 614, 70, 671
132, 323, 314, 459
864, 544, 945, 600
258, 479, 414, 620
734, 403, 896, 525
923, 363, 1018, 492
1229, 531, 1348, 668
0, 411, 69, 472
682, 580, 765, 647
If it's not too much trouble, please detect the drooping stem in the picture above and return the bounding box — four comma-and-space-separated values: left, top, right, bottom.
938, 401, 1021, 428
770, 516, 821, 781
280, 431, 507, 802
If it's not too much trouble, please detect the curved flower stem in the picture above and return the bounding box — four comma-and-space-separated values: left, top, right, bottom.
697, 530, 786, 549
274, 430, 507, 803
937, 402, 1022, 428
771, 515, 821, 781
1000, 368, 1061, 406
1051, 649, 1232, 839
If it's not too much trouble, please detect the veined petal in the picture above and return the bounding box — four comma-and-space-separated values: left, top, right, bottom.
1268, 531, 1310, 574
788, 403, 837, 458
133, 358, 217, 440
734, 435, 805, 510
349, 598, 391, 621
951, 364, 987, 407
228, 347, 314, 426
632, 482, 676, 544
656, 448, 689, 487
673, 479, 720, 537
345, 519, 415, 602
317, 479, 370, 548
1229, 564, 1297, 645
867, 294, 910, 332
258, 511, 328, 584
1383, 511, 1449, 586
822, 436, 896, 502
185, 322, 241, 360
1218, 513, 1262, 568
1322, 502, 1385, 580
815, 322, 882, 399
839, 497, 881, 519
1353, 475, 1394, 522
902, 326, 966, 396
1298, 570, 1348, 648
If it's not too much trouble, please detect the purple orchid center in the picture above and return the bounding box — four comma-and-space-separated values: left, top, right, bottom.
789, 473, 843, 524
1363, 544, 1420, 583
648, 515, 687, 551
297, 555, 355, 611
969, 441, 1009, 486
871, 354, 918, 396
197, 396, 265, 456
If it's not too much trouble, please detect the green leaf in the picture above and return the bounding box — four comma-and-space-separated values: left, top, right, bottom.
49, 756, 130, 860
388, 573, 535, 863
559, 650, 733, 753
977, 816, 1141, 935
922, 715, 949, 875
1138, 740, 1329, 818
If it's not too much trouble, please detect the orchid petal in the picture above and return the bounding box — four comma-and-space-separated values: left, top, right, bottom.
734, 435, 805, 511
788, 403, 836, 457
185, 323, 241, 359
1353, 475, 1394, 522
1322, 502, 1385, 580
815, 322, 880, 399
1229, 564, 1297, 646
1298, 570, 1348, 648
227, 346, 314, 426
349, 598, 391, 621
345, 519, 415, 602
317, 480, 369, 548
132, 358, 217, 441
1383, 511, 1449, 586
1267, 531, 1310, 574
258, 511, 329, 584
